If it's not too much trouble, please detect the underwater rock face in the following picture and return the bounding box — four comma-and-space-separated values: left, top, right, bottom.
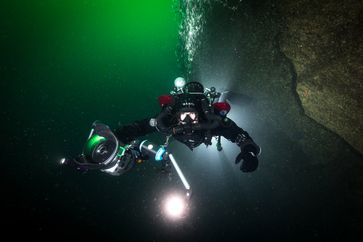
194, 0, 358, 165
193, 1, 363, 240
279, 0, 363, 154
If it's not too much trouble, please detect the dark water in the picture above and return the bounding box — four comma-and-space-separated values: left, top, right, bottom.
2, 0, 362, 241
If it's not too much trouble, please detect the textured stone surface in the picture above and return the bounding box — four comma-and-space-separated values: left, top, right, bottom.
196, 0, 353, 164
279, 0, 363, 154
191, 1, 363, 239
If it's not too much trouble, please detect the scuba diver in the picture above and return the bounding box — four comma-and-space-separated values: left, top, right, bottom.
62, 77, 261, 178
115, 77, 260, 173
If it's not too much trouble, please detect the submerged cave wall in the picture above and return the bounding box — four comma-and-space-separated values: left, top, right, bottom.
191, 0, 363, 239
195, 0, 358, 164
279, 0, 363, 154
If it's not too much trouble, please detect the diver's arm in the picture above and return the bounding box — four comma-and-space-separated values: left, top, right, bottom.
114, 118, 158, 144
212, 118, 261, 172
212, 118, 248, 142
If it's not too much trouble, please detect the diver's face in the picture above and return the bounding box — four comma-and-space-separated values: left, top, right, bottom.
179, 112, 198, 124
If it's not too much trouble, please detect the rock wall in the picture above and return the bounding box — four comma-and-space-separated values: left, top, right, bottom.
194, 0, 361, 164
193, 2, 363, 239
279, 0, 363, 154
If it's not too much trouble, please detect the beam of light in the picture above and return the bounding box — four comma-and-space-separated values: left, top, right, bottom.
168, 154, 190, 190
60, 158, 66, 165
191, 136, 241, 179
164, 194, 186, 219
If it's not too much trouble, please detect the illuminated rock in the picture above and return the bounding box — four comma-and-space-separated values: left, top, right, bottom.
279, 0, 363, 154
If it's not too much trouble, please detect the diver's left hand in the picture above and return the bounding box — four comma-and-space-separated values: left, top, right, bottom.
235, 151, 259, 172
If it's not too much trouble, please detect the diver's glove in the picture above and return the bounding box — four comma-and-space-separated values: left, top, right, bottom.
235, 133, 261, 172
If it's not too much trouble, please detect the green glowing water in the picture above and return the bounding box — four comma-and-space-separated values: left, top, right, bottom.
1, 1, 183, 237
2, 0, 181, 127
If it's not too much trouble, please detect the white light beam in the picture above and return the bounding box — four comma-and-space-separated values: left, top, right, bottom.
168, 154, 190, 191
